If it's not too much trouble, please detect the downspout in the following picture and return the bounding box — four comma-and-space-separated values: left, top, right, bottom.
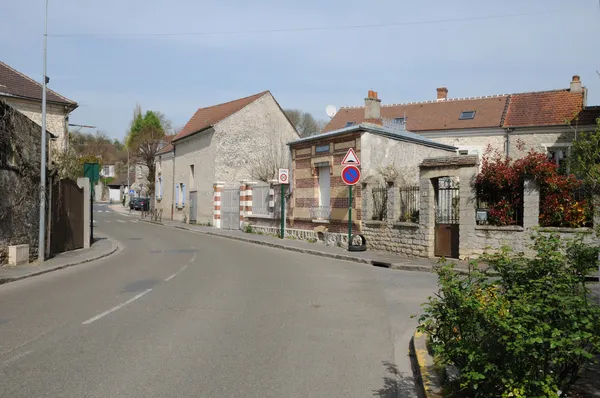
171, 145, 176, 220
505, 128, 514, 158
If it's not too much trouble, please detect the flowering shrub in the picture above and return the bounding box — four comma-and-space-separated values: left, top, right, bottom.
476, 146, 592, 227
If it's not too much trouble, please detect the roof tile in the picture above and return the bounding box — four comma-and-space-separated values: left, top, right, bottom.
0, 61, 77, 106
503, 90, 583, 127
173, 91, 268, 142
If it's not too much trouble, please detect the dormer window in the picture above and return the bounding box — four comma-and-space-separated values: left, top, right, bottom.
345, 121, 355, 127
393, 117, 405, 125
459, 111, 476, 120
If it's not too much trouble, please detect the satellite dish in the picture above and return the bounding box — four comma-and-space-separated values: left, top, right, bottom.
326, 105, 337, 119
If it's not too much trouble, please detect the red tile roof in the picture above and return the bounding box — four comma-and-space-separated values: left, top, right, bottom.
576, 106, 600, 127
324, 96, 509, 132
0, 61, 77, 107
173, 91, 269, 142
503, 89, 584, 127
156, 134, 176, 155
323, 87, 591, 133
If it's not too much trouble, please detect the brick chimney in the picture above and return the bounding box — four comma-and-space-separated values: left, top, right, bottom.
364, 90, 382, 126
570, 75, 582, 93
437, 87, 448, 101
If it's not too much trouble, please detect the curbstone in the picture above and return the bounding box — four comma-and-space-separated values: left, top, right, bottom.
410, 330, 443, 398
0, 239, 119, 285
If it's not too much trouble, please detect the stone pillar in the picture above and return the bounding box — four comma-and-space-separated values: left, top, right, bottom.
213, 182, 224, 228
419, 177, 435, 257
77, 177, 91, 248
268, 180, 277, 217
361, 182, 370, 222
458, 167, 478, 259
386, 181, 396, 222
239, 182, 247, 228
523, 177, 540, 230
244, 181, 257, 217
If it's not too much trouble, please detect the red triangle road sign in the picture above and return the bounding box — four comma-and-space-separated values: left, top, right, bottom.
341, 148, 360, 165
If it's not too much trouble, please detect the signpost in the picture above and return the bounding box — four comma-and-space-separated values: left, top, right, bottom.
341, 148, 361, 246
129, 189, 135, 196
84, 162, 99, 245
278, 168, 289, 239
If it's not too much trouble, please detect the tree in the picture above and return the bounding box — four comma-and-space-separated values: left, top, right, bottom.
570, 118, 600, 196
129, 124, 165, 197
126, 108, 168, 147
284, 109, 324, 138
246, 134, 288, 182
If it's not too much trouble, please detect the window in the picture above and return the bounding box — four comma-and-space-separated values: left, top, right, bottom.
102, 166, 110, 176
393, 117, 405, 125
345, 121, 355, 127
458, 150, 469, 156
315, 144, 330, 153
459, 111, 476, 120
546, 146, 570, 173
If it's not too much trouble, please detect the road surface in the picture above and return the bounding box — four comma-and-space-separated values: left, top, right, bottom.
0, 203, 438, 397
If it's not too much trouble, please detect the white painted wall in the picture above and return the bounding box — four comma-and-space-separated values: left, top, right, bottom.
155, 151, 175, 219
361, 132, 456, 185
172, 129, 216, 223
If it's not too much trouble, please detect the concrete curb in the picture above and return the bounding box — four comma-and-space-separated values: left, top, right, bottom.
410, 330, 443, 398
0, 239, 119, 285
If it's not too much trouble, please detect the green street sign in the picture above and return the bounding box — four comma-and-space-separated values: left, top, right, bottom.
84, 162, 100, 183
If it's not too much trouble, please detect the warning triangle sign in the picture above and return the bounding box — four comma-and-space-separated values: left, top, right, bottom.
341, 148, 360, 165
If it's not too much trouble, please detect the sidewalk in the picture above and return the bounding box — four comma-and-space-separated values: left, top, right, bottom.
140, 218, 471, 273
0, 236, 118, 285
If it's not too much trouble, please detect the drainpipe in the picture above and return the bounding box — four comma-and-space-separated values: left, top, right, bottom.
505, 128, 514, 158
171, 145, 176, 220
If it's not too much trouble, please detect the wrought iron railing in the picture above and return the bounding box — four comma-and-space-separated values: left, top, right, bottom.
310, 206, 331, 220
372, 187, 388, 220
398, 185, 420, 223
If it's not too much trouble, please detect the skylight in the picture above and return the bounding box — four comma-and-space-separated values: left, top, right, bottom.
393, 117, 405, 125
459, 111, 476, 120
345, 121, 355, 127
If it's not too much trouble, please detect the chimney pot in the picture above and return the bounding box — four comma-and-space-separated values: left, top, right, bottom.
436, 87, 448, 101
570, 75, 583, 93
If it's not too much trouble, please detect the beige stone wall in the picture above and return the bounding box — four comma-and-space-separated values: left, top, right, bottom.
155, 152, 174, 219
361, 132, 456, 185
214, 92, 299, 183
509, 129, 574, 157
420, 131, 506, 158
172, 130, 217, 223
3, 97, 70, 154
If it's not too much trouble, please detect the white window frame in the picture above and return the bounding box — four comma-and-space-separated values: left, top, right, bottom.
541, 143, 571, 172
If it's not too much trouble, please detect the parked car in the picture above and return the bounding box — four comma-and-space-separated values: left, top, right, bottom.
129, 197, 149, 211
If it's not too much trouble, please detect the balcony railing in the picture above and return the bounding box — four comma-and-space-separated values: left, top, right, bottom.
310, 206, 331, 220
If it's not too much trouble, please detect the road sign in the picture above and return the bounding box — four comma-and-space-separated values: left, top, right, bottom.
83, 162, 100, 183
129, 189, 135, 196
341, 148, 360, 166
278, 168, 289, 184
341, 165, 361, 186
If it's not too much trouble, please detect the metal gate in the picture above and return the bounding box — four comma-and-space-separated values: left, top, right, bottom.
435, 177, 460, 258
221, 188, 240, 230
189, 191, 197, 224
51, 179, 84, 255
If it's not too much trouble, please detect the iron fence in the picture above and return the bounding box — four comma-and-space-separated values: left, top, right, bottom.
398, 186, 420, 223
476, 189, 523, 226
372, 187, 388, 221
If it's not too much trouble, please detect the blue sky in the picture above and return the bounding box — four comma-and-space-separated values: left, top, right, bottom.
1, 0, 599, 139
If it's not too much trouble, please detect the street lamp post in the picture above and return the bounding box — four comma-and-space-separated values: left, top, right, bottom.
38, 0, 49, 262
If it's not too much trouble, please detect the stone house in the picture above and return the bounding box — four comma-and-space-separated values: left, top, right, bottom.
155, 90, 299, 224
0, 61, 78, 155
324, 75, 599, 165
245, 91, 457, 243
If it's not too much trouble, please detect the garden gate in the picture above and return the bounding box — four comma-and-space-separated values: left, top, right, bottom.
435, 177, 460, 258
221, 188, 240, 230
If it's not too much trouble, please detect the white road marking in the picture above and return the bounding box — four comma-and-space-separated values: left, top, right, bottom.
105, 220, 111, 223
104, 210, 110, 213
82, 289, 152, 325
130, 220, 138, 223
92, 220, 97, 223
189, 252, 197, 263
116, 220, 126, 223
164, 265, 188, 282
2, 350, 33, 367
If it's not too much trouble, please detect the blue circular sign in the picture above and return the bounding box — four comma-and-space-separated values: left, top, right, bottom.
341, 165, 361, 186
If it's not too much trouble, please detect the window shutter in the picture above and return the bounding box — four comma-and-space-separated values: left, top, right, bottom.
155, 177, 159, 199
175, 184, 179, 207
159, 177, 163, 199
182, 184, 186, 206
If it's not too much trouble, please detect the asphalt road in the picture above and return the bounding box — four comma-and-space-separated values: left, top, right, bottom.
0, 203, 438, 397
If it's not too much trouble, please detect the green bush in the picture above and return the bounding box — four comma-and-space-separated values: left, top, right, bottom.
244, 224, 253, 234
417, 233, 600, 397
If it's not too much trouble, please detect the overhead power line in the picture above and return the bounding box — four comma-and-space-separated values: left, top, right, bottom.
49, 10, 559, 38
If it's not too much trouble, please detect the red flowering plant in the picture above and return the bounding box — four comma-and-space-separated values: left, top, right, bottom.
475, 145, 592, 227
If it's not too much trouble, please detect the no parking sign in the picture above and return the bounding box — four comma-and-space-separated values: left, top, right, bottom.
278, 168, 289, 184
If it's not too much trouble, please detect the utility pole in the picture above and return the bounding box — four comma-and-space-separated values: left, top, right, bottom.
38, 0, 48, 263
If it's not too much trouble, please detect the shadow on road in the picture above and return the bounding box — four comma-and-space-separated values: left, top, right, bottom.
373, 361, 418, 398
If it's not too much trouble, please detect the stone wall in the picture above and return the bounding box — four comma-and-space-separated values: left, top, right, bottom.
155, 151, 174, 219
361, 221, 427, 257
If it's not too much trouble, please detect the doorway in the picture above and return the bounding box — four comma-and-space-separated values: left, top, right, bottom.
434, 177, 459, 258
